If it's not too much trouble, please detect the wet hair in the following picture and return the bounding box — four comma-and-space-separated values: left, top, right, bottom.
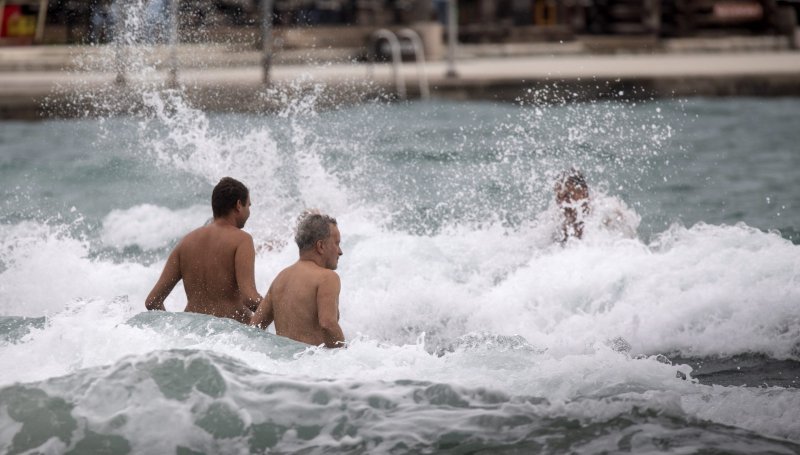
555, 168, 588, 191
295, 211, 338, 252
211, 177, 249, 218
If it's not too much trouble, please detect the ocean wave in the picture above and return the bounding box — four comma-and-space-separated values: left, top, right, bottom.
1, 216, 798, 361
1, 348, 798, 454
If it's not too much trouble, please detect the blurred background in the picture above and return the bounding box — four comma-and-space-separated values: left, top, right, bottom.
0, 1, 799, 118
4, 0, 799, 46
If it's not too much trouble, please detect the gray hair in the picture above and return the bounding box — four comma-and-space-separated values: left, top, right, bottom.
295, 211, 338, 251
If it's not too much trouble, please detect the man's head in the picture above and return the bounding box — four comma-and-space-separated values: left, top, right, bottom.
554, 169, 589, 207
212, 177, 250, 228
295, 211, 342, 270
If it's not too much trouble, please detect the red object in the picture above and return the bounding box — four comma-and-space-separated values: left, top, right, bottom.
1, 5, 23, 37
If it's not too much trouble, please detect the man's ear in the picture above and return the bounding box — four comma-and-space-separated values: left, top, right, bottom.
234, 200, 243, 212
314, 239, 325, 254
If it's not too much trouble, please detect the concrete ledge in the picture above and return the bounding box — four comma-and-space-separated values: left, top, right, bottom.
5, 74, 799, 121
1, 51, 799, 119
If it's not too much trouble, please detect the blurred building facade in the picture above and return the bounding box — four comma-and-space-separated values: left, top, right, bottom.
4, 0, 798, 45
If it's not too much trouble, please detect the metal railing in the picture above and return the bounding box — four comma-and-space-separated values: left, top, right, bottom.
397, 28, 430, 99
367, 28, 430, 100
110, 0, 441, 95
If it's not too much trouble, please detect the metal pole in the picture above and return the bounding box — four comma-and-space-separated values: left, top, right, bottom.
168, 0, 179, 88
368, 30, 406, 100
114, 0, 126, 85
35, 0, 49, 43
399, 29, 430, 100
446, 0, 458, 78
261, 0, 275, 85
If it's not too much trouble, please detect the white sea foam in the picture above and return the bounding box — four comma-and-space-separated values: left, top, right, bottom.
1, 195, 799, 447
100, 203, 208, 249
0, 221, 156, 317
2, 202, 798, 354
2, 305, 799, 445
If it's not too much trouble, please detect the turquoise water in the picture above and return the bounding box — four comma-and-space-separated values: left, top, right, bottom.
1, 95, 799, 453
2, 98, 797, 242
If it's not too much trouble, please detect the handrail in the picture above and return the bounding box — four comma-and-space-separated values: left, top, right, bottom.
367, 29, 406, 99
367, 28, 431, 100
167, 0, 179, 88
114, 0, 127, 85
398, 28, 430, 100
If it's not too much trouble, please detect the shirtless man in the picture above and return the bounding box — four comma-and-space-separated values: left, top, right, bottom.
251, 212, 345, 348
555, 168, 590, 241
554, 169, 639, 241
144, 177, 262, 324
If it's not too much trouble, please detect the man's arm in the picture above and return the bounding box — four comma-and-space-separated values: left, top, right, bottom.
317, 272, 345, 348
145, 247, 182, 311
250, 286, 274, 330
235, 234, 262, 312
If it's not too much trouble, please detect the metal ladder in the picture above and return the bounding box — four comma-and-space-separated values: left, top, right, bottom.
367, 28, 431, 101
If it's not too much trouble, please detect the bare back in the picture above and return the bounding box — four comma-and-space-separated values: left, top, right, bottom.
253, 261, 343, 347
179, 225, 251, 321
146, 221, 261, 324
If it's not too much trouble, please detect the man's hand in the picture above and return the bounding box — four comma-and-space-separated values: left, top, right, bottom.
250, 287, 274, 330
145, 247, 181, 311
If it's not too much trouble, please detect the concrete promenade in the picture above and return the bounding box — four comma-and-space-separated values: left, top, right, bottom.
1, 42, 799, 119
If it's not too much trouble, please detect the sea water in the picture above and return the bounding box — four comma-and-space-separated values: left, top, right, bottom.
1, 45, 800, 453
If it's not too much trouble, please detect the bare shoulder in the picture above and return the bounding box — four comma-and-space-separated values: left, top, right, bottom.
273, 265, 292, 281
215, 224, 253, 248
293, 262, 339, 285
271, 264, 296, 284
174, 227, 203, 250
229, 228, 253, 244
267, 265, 296, 296
182, 224, 216, 242
317, 268, 340, 286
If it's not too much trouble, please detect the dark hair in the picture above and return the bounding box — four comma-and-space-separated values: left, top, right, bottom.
211, 177, 249, 218
555, 168, 588, 191
295, 211, 337, 251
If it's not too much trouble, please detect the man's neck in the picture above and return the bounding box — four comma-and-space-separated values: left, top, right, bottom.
212, 216, 240, 229
298, 253, 325, 268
